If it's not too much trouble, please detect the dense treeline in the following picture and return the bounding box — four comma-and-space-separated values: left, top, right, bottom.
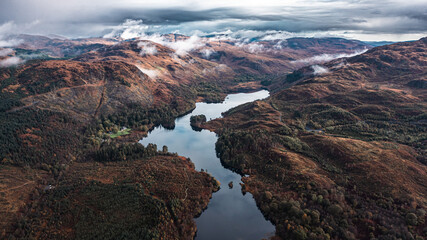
101, 101, 194, 131
94, 143, 172, 162
190, 114, 207, 131
216, 130, 276, 174
190, 115, 207, 124
104, 104, 178, 128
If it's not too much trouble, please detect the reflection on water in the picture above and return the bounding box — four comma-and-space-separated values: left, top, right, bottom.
140, 90, 275, 240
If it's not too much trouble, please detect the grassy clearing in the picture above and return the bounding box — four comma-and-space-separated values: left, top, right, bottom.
109, 128, 131, 138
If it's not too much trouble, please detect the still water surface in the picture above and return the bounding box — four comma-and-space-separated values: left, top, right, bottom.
140, 90, 274, 240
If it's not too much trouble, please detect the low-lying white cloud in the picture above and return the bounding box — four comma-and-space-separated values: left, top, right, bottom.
0, 56, 25, 67
292, 49, 368, 65
246, 42, 264, 53
311, 65, 330, 75
138, 41, 158, 56
136, 66, 159, 79
144, 34, 205, 56
200, 48, 215, 58
103, 19, 148, 39
273, 40, 284, 50
105, 20, 206, 56
235, 41, 265, 53
0, 48, 13, 57
163, 35, 205, 56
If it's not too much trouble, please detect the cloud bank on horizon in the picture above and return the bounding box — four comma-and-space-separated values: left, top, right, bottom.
0, 0, 426, 42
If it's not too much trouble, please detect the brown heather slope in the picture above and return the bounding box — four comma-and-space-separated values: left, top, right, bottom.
204, 37, 427, 239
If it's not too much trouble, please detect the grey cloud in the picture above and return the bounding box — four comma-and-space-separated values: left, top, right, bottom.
0, 0, 425, 41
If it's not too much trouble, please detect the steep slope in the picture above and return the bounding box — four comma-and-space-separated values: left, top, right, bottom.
204, 37, 427, 239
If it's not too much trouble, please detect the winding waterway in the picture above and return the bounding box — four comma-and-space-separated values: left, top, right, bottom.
140, 90, 274, 240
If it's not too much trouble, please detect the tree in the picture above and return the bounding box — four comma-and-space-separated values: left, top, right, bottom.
406, 213, 418, 225
327, 204, 342, 216
162, 145, 168, 153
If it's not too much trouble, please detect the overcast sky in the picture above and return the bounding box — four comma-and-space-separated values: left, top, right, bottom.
0, 0, 426, 41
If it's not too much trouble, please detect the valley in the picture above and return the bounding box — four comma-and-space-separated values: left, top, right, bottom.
0, 32, 425, 240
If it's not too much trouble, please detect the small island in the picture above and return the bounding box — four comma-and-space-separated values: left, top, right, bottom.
190, 114, 207, 131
